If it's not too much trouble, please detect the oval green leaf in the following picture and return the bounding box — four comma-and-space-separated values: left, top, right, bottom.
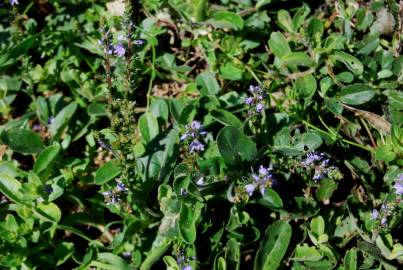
268, 32, 291, 59
338, 84, 375, 105
217, 126, 257, 166
94, 160, 122, 185
139, 112, 159, 143
210, 109, 242, 128
33, 144, 60, 174
1, 128, 44, 154
254, 220, 292, 270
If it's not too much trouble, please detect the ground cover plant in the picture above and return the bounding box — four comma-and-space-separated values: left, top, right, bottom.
0, 0, 402, 269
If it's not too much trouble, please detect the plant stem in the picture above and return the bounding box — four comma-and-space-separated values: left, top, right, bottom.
146, 45, 156, 109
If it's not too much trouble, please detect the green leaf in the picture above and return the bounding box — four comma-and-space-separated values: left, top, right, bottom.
375, 145, 396, 162
87, 103, 106, 116
210, 109, 242, 128
325, 98, 344, 115
0, 173, 25, 204
217, 126, 257, 166
330, 51, 363, 75
33, 144, 60, 174
295, 74, 317, 99
282, 52, 316, 67
91, 253, 132, 270
49, 102, 78, 140
94, 160, 122, 185
268, 32, 291, 59
169, 98, 186, 123
35, 202, 62, 223
179, 104, 197, 125
257, 188, 283, 210
277, 9, 294, 32
293, 244, 323, 261
179, 201, 203, 244
294, 132, 323, 152
316, 179, 338, 202
137, 130, 179, 183
338, 84, 375, 105
344, 249, 357, 270
54, 242, 75, 266
336, 71, 354, 83
310, 216, 325, 236
208, 11, 244, 30
196, 71, 220, 96
150, 99, 169, 123
308, 18, 324, 37
254, 220, 292, 270
225, 238, 240, 270
139, 112, 159, 143
292, 4, 311, 30
0, 36, 36, 72
219, 62, 244, 81
1, 128, 44, 154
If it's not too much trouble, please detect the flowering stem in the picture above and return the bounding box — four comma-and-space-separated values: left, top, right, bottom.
146, 45, 156, 109
302, 120, 374, 153
125, 24, 132, 98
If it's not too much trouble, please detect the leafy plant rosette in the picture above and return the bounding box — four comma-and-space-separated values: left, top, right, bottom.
0, 0, 403, 269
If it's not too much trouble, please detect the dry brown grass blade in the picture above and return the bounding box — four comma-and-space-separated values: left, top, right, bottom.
342, 104, 391, 134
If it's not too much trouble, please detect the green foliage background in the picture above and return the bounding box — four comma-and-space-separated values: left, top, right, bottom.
0, 0, 402, 269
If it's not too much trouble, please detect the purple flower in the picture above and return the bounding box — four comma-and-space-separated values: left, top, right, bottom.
303, 151, 324, 166
113, 44, 125, 57
10, 0, 19, 5
313, 171, 325, 181
256, 103, 264, 113
393, 174, 403, 195
123, 251, 131, 259
180, 133, 189, 141
189, 140, 204, 153
371, 209, 379, 220
196, 177, 204, 185
182, 266, 192, 270
252, 173, 260, 182
181, 121, 208, 154
134, 39, 145, 45
43, 185, 53, 194
102, 190, 113, 196
190, 120, 202, 130
246, 165, 274, 196
116, 181, 128, 192
98, 39, 103, 45
245, 184, 256, 196
259, 165, 269, 176
394, 182, 403, 195
245, 97, 254, 105
48, 116, 55, 125
381, 218, 387, 225
249, 85, 261, 94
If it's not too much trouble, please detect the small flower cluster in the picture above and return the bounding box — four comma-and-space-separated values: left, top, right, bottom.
175, 249, 194, 270
10, 0, 18, 5
301, 151, 341, 182
245, 165, 274, 196
245, 85, 266, 115
102, 179, 128, 205
180, 121, 207, 154
393, 174, 403, 195
371, 203, 395, 226
98, 34, 126, 57
371, 174, 403, 227
98, 33, 145, 58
